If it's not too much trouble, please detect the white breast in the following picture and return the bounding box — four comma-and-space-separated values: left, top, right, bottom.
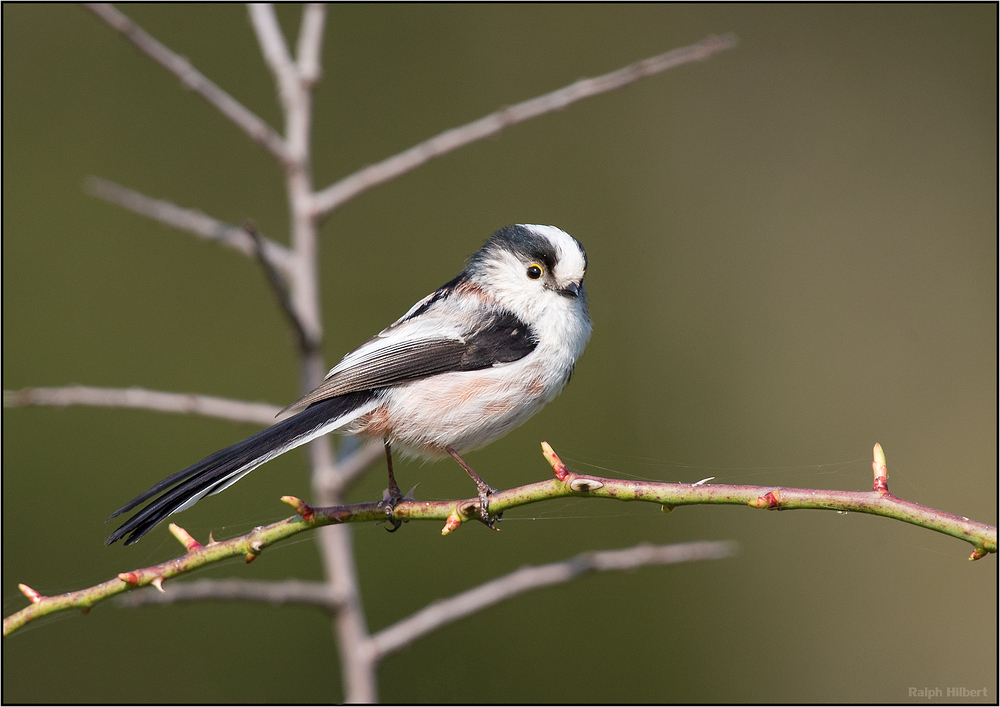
366, 348, 571, 457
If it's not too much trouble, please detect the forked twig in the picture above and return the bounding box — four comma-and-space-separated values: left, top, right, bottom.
244, 222, 318, 356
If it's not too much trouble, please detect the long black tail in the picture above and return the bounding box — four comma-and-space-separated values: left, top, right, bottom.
106, 391, 377, 546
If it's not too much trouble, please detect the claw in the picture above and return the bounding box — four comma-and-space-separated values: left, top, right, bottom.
381, 485, 404, 532
475, 482, 502, 530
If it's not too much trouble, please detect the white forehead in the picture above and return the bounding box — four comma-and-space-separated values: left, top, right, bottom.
519, 224, 587, 278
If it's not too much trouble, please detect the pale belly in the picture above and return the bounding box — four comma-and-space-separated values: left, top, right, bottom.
343, 358, 569, 457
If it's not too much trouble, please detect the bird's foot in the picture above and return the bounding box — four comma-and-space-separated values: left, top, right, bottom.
475, 481, 502, 530
444, 445, 502, 529
380, 484, 418, 532
381, 486, 403, 532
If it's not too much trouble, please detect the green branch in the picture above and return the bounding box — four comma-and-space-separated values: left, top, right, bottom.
4, 443, 994, 637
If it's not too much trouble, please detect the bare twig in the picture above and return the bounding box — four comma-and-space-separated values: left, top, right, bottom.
296, 4, 326, 86
84, 3, 290, 164
244, 222, 317, 356
369, 541, 736, 659
3, 386, 279, 426
114, 540, 735, 660
116, 578, 337, 609
86, 177, 294, 275
311, 33, 738, 218
247, 4, 298, 111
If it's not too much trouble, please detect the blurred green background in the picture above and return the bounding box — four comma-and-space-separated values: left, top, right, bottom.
3, 4, 996, 703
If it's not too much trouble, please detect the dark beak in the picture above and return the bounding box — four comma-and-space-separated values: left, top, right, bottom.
558, 281, 583, 298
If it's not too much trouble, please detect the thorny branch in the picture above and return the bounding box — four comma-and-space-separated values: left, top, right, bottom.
5, 443, 995, 638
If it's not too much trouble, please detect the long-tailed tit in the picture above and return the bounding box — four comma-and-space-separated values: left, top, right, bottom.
106, 224, 591, 545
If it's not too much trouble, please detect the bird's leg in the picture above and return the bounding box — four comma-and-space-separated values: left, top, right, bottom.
445, 445, 500, 527
382, 439, 403, 532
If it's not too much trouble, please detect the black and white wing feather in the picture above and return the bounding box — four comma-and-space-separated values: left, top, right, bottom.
281, 277, 537, 413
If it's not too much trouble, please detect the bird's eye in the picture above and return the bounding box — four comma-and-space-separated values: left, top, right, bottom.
526, 264, 543, 280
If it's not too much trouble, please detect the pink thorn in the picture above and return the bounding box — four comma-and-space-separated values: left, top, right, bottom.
18, 583, 43, 604
541, 441, 570, 481
281, 495, 315, 521
441, 511, 463, 536
150, 577, 165, 593
754, 490, 781, 509
872, 442, 889, 494
168, 523, 203, 552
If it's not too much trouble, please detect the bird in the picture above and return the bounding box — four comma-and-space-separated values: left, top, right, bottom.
106, 224, 592, 545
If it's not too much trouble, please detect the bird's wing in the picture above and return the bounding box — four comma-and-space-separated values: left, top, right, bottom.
280, 297, 537, 415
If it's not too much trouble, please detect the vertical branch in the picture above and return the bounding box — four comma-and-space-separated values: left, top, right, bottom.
247, 4, 323, 379
248, 4, 377, 701
319, 525, 379, 703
